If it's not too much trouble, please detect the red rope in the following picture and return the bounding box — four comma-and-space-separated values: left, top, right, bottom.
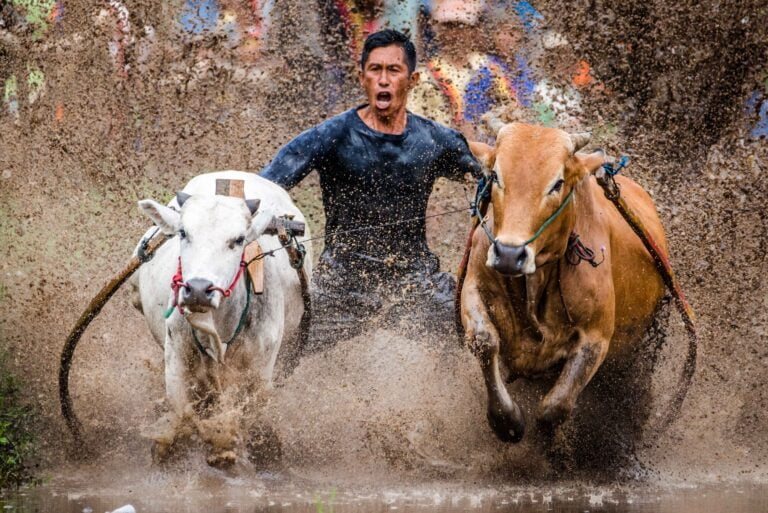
207, 257, 247, 298
170, 255, 247, 314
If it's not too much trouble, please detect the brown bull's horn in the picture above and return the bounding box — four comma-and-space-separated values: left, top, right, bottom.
482, 113, 506, 135
570, 132, 592, 153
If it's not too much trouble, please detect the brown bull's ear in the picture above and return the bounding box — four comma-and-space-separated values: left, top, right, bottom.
571, 150, 607, 179
469, 141, 496, 174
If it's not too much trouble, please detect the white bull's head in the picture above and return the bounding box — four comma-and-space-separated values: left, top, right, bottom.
139, 193, 273, 313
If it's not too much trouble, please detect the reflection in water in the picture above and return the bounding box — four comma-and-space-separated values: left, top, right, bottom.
2, 480, 768, 513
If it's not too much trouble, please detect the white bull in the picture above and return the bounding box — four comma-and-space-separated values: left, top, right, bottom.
131, 171, 311, 466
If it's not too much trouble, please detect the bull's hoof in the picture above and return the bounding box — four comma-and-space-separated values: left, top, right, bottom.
487, 404, 526, 443
207, 450, 237, 468
537, 399, 572, 427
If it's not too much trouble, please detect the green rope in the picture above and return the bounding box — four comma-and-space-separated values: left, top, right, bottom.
192, 272, 252, 351
523, 188, 574, 245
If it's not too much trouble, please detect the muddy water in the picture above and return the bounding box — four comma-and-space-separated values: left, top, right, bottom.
3, 479, 768, 513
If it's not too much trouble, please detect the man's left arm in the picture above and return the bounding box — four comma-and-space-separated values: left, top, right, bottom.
440, 131, 484, 181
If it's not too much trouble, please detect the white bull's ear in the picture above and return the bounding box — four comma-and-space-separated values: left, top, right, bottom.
138, 199, 181, 235
245, 208, 276, 243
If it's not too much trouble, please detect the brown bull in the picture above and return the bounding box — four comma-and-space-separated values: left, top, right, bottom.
461, 122, 671, 443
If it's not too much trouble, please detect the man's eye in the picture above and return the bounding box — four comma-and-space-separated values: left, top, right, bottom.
550, 179, 565, 194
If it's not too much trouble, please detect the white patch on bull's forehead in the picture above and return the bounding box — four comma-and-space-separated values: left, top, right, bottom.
181, 195, 250, 240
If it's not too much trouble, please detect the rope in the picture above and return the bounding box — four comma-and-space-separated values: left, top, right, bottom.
191, 272, 252, 355
245, 206, 473, 266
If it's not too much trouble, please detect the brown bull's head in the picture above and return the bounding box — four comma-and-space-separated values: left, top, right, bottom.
470, 123, 607, 276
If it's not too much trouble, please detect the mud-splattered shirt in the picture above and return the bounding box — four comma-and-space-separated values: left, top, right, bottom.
260, 105, 481, 274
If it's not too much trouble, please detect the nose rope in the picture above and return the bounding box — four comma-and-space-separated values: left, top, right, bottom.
476, 171, 574, 248
165, 256, 187, 318
163, 255, 246, 318
206, 257, 247, 297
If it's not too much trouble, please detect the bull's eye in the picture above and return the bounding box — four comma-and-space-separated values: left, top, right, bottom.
235, 236, 246, 246
549, 179, 565, 194
179, 228, 187, 240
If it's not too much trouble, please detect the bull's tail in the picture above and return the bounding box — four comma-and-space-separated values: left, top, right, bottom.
59, 233, 169, 448
654, 304, 698, 434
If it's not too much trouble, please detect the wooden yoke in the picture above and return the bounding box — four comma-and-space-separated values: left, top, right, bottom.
275, 218, 312, 351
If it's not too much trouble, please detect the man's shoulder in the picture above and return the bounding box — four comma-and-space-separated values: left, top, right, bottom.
407, 112, 465, 144
308, 108, 356, 136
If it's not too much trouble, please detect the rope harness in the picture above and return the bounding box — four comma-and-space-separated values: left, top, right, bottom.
164, 255, 248, 319
161, 222, 309, 358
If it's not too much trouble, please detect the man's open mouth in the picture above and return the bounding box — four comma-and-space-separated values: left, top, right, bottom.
375, 92, 392, 110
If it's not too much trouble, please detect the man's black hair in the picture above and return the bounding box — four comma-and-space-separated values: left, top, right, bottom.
360, 29, 417, 73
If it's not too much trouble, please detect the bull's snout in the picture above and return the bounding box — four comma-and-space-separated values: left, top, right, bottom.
489, 241, 533, 276
181, 278, 218, 311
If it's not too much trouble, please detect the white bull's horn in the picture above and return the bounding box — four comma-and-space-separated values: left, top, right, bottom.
570, 132, 592, 153
482, 113, 506, 135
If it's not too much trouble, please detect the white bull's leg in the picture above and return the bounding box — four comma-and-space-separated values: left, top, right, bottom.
463, 284, 525, 443
150, 324, 192, 461
538, 333, 609, 426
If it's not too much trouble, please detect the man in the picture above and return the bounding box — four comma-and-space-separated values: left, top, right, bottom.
260, 29, 482, 349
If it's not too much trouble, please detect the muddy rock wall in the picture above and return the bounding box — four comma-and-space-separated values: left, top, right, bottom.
0, 0, 767, 479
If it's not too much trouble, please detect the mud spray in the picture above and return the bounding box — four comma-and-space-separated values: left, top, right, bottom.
1, 0, 767, 510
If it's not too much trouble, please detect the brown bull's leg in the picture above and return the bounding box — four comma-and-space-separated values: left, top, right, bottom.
463, 287, 526, 443
538, 336, 609, 426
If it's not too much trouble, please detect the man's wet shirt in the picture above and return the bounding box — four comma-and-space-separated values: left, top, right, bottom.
261, 106, 482, 276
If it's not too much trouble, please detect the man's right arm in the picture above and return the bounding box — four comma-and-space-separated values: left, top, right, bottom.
260, 124, 329, 189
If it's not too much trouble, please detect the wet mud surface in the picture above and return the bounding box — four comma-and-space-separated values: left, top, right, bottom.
1, 0, 767, 507
3, 479, 768, 513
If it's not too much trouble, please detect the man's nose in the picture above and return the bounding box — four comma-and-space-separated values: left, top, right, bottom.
378, 71, 390, 86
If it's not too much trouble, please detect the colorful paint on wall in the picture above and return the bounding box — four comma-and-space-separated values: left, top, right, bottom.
26, 67, 45, 104
745, 87, 768, 139
9, 0, 62, 39
3, 76, 20, 120
413, 0, 584, 130
178, 0, 274, 62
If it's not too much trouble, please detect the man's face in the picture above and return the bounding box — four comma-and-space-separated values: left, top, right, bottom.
359, 45, 418, 118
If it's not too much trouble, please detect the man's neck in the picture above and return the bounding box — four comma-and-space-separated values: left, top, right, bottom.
357, 106, 408, 135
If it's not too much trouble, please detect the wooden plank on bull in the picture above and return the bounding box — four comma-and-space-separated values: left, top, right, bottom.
229, 180, 245, 199
244, 241, 265, 294
215, 178, 246, 198
215, 179, 230, 196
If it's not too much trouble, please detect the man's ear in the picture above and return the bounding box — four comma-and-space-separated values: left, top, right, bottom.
469, 141, 496, 174
138, 199, 180, 235
409, 70, 420, 88
571, 150, 607, 179
245, 208, 276, 243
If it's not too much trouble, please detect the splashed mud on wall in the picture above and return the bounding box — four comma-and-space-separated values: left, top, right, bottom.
0, 0, 767, 487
